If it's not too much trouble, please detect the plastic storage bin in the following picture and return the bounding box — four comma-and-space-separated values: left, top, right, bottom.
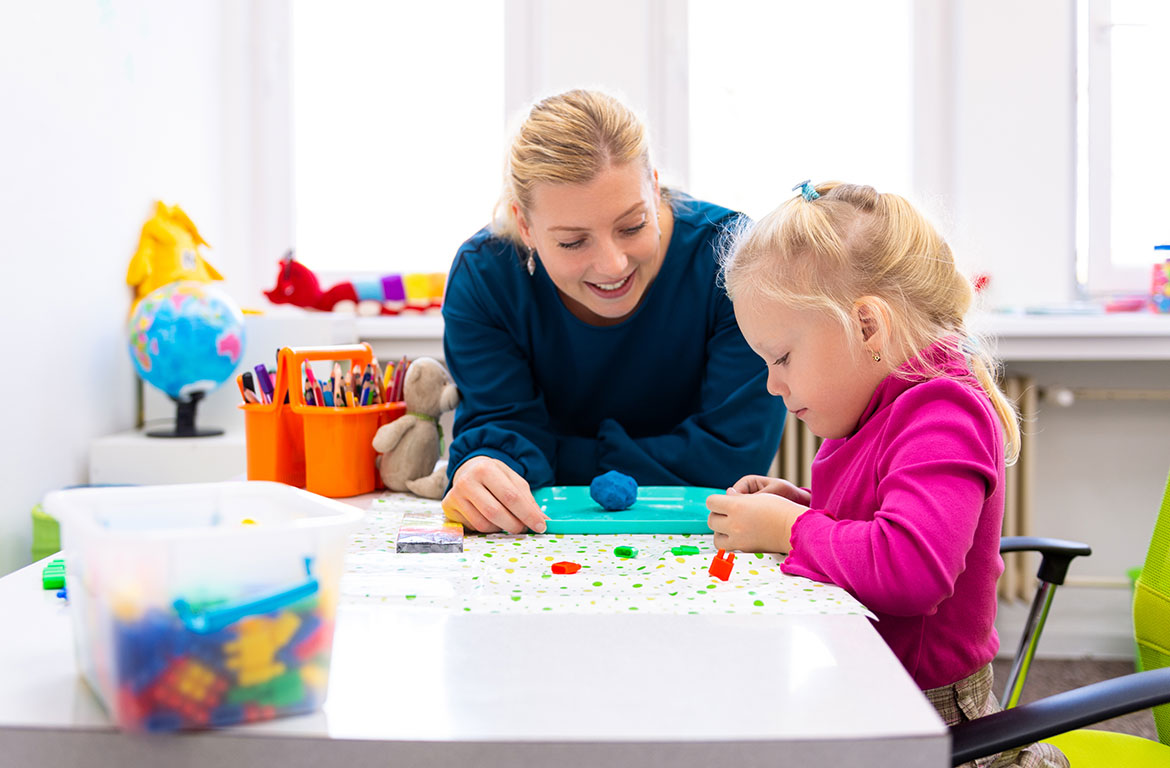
46, 481, 362, 732
242, 343, 405, 498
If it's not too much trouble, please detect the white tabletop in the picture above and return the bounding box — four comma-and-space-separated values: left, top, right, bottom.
0, 501, 949, 768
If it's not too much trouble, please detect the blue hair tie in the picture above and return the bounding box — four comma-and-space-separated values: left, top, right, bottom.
792, 180, 820, 202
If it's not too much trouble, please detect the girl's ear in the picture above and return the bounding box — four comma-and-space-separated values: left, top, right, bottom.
854, 296, 892, 354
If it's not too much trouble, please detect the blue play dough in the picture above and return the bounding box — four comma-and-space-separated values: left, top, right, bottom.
589, 471, 638, 511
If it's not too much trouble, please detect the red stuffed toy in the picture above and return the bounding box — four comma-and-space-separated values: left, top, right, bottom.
265, 251, 445, 315
264, 250, 408, 316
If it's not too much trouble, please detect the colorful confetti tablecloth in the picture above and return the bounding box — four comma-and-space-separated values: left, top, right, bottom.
343, 493, 874, 617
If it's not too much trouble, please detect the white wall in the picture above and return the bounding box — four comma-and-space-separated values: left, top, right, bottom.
505, 0, 689, 187
916, 0, 1078, 309
996, 360, 1170, 659
0, 1, 262, 575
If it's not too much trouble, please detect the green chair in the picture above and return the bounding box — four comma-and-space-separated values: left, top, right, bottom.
952, 468, 1170, 766
31, 503, 61, 561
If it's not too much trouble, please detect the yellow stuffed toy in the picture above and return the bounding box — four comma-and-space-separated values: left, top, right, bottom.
126, 202, 223, 312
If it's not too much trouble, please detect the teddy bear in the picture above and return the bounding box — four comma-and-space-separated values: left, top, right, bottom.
372, 357, 459, 499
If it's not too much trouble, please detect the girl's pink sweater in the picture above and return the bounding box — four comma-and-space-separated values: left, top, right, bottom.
781, 346, 1005, 689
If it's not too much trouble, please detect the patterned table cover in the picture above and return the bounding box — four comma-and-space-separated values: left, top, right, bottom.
342, 493, 874, 618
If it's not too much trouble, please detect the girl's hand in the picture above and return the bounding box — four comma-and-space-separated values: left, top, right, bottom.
706, 489, 809, 553
728, 474, 811, 506
441, 456, 548, 534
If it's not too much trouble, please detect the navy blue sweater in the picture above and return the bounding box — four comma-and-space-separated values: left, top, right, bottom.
442, 196, 786, 489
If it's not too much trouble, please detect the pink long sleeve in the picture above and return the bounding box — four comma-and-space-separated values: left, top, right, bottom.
780, 369, 1006, 690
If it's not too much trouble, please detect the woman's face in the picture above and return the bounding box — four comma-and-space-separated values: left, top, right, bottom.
516, 162, 667, 325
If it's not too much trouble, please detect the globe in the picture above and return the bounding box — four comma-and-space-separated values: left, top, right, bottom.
127, 281, 247, 437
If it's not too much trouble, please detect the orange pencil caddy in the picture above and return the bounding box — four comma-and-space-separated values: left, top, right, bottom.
240, 343, 405, 497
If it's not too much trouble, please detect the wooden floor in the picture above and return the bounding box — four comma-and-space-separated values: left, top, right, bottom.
991, 658, 1158, 740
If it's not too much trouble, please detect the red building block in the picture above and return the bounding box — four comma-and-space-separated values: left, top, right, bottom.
551, 561, 581, 575
708, 549, 735, 581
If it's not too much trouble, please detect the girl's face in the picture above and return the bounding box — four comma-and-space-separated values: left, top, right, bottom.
734, 293, 890, 440
516, 162, 667, 325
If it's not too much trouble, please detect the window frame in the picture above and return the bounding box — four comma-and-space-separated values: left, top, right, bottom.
260, 2, 1095, 310
1078, 0, 1156, 295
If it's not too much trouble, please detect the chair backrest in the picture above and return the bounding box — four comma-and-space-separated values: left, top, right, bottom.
1133, 467, 1170, 744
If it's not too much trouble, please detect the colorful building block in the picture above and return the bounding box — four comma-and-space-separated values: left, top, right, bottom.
41, 558, 65, 590
223, 612, 301, 687
709, 549, 735, 581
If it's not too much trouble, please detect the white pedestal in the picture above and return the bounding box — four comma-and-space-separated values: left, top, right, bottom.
89, 428, 246, 485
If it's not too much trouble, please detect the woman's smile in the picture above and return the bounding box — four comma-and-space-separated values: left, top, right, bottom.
586, 272, 635, 298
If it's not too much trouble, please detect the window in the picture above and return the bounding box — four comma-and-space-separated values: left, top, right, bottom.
687, 0, 913, 220
288, 1, 919, 278
1078, 0, 1170, 293
291, 0, 505, 276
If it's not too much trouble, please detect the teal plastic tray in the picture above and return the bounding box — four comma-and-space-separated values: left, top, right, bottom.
534, 485, 722, 534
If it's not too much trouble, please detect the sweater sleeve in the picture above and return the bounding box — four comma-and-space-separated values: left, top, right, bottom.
564, 290, 786, 488
442, 247, 558, 489
780, 384, 1001, 616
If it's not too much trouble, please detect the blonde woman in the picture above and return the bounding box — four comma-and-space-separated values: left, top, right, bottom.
440, 89, 785, 534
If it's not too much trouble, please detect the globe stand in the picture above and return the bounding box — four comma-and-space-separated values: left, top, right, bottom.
147, 391, 224, 438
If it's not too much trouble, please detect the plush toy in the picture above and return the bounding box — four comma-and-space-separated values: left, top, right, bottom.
372, 357, 459, 499
264, 250, 445, 316
126, 201, 223, 313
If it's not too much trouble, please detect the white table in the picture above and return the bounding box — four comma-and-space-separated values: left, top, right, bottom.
0, 495, 948, 767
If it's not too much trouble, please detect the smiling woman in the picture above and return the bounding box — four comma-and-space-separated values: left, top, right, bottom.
438, 89, 787, 535
515, 163, 671, 326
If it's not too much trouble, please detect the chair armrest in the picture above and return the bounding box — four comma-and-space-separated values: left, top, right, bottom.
950, 666, 1170, 765
1000, 536, 1092, 585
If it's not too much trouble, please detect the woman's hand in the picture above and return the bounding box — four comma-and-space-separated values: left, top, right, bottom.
706, 486, 809, 554
441, 456, 548, 534
728, 474, 811, 506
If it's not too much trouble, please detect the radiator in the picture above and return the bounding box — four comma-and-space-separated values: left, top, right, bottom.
1001, 376, 1037, 601
773, 375, 1038, 601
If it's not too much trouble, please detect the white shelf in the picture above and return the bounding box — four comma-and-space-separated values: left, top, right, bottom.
970, 311, 1170, 361
354, 313, 443, 339
354, 310, 1170, 362
353, 314, 444, 361
89, 428, 246, 485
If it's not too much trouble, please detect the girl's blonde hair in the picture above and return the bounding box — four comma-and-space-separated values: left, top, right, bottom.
722, 181, 1020, 464
492, 89, 655, 246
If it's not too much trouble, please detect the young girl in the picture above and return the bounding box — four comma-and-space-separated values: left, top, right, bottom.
708, 181, 1067, 768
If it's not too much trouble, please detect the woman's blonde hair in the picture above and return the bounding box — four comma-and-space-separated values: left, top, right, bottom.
492, 89, 654, 246
722, 181, 1020, 464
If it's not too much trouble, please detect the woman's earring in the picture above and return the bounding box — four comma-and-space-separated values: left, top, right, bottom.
872, 351, 882, 362
526, 247, 536, 276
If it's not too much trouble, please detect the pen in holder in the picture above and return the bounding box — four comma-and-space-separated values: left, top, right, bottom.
241, 343, 405, 497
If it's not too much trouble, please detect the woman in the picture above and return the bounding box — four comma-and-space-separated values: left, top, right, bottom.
441, 89, 785, 533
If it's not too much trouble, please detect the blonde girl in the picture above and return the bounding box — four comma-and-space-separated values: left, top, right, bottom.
708, 181, 1065, 768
